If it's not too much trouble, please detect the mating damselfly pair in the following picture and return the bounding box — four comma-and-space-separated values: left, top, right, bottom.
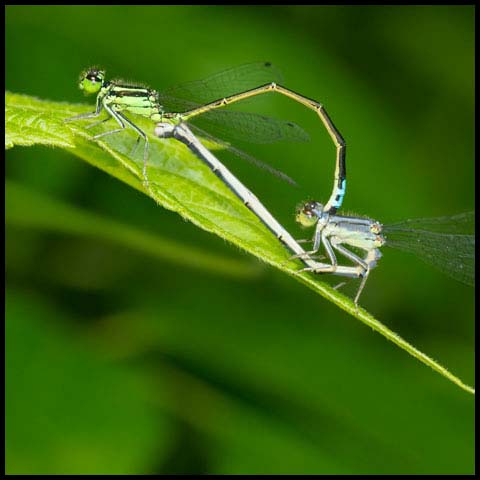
65, 63, 474, 306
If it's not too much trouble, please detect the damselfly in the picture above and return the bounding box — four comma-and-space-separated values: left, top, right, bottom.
155, 122, 356, 277
65, 63, 347, 212
295, 202, 475, 305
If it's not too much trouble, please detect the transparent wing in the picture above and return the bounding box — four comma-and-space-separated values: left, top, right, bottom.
156, 96, 309, 145
160, 62, 284, 105
189, 124, 298, 186
189, 110, 310, 144
386, 211, 474, 233
384, 212, 475, 286
157, 62, 309, 145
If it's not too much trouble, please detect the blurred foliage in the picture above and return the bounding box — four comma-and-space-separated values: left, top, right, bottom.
5, 5, 474, 474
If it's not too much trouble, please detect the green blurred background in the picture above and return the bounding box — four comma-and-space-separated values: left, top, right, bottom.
5, 5, 474, 474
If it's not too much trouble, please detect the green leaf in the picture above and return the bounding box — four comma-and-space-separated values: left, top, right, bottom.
5, 91, 474, 395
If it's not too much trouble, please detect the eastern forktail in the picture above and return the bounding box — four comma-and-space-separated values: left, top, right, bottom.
65, 63, 347, 212
155, 121, 356, 277
295, 203, 475, 305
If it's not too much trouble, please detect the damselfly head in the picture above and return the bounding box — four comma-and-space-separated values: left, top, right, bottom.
78, 67, 105, 95
296, 201, 323, 228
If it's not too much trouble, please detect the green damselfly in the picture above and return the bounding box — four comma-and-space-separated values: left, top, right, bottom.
65, 62, 347, 212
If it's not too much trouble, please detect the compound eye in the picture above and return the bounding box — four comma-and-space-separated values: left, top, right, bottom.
306, 203, 317, 215
295, 202, 319, 228
87, 73, 100, 83
79, 68, 105, 94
